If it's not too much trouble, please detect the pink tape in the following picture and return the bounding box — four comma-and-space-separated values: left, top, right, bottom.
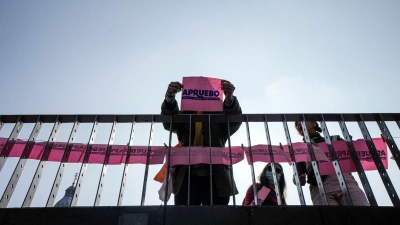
168, 146, 244, 166
0, 138, 388, 172
244, 145, 292, 165
0, 138, 166, 165
282, 142, 330, 163
317, 138, 388, 175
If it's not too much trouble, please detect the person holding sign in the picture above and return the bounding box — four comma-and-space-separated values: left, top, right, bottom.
242, 163, 287, 205
293, 121, 369, 206
161, 78, 242, 205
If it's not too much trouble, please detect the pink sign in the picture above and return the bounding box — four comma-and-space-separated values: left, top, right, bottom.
0, 138, 389, 173
244, 145, 292, 165
2, 140, 46, 160
0, 138, 166, 165
283, 142, 330, 163
168, 146, 244, 166
181, 76, 223, 112
250, 186, 271, 206
316, 138, 388, 175
65, 144, 167, 165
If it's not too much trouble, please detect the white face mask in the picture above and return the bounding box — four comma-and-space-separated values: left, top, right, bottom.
265, 171, 281, 184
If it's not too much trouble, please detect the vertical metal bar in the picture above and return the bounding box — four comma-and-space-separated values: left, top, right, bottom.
263, 115, 282, 205
70, 116, 99, 206
0, 116, 42, 208
140, 115, 154, 206
208, 114, 213, 205
376, 114, 400, 169
187, 114, 192, 205
396, 113, 400, 129
22, 116, 62, 207
0, 116, 24, 171
338, 114, 377, 206
282, 115, 306, 205
358, 115, 400, 206
226, 116, 236, 206
245, 115, 258, 205
0, 116, 4, 132
320, 115, 353, 205
300, 116, 328, 205
94, 116, 118, 206
46, 116, 80, 207
117, 115, 136, 206
163, 116, 174, 225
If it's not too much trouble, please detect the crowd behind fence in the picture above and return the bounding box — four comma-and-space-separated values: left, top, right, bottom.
0, 113, 399, 209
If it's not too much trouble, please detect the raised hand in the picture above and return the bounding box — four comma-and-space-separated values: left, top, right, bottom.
166, 81, 183, 97
221, 80, 235, 104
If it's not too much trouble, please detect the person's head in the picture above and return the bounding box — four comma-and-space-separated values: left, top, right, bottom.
294, 121, 322, 137
258, 163, 286, 202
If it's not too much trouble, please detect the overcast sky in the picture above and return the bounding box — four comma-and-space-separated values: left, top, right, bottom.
1, 0, 399, 207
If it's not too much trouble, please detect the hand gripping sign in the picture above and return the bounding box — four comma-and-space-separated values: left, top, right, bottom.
181, 76, 223, 112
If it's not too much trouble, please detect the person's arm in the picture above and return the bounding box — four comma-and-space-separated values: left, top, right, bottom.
161, 82, 183, 134
221, 80, 242, 136
242, 185, 255, 205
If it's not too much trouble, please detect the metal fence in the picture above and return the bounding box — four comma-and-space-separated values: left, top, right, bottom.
0, 113, 399, 213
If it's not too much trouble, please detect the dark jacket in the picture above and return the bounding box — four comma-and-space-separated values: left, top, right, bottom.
161, 96, 242, 197
296, 134, 343, 186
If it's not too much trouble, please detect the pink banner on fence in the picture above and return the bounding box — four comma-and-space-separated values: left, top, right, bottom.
0, 138, 166, 165
0, 137, 389, 172
126, 146, 167, 164
0, 138, 7, 154
283, 142, 330, 163
168, 146, 244, 166
65, 144, 167, 165
317, 138, 388, 175
0, 139, 47, 160
0, 138, 5, 145
181, 76, 223, 112
0, 138, 28, 157
244, 145, 291, 165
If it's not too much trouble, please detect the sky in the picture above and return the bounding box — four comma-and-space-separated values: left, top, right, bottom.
0, 0, 399, 208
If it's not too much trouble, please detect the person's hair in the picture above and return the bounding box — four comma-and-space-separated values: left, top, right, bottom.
258, 163, 286, 203
294, 121, 322, 133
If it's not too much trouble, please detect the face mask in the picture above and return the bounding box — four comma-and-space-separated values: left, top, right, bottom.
265, 171, 281, 184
